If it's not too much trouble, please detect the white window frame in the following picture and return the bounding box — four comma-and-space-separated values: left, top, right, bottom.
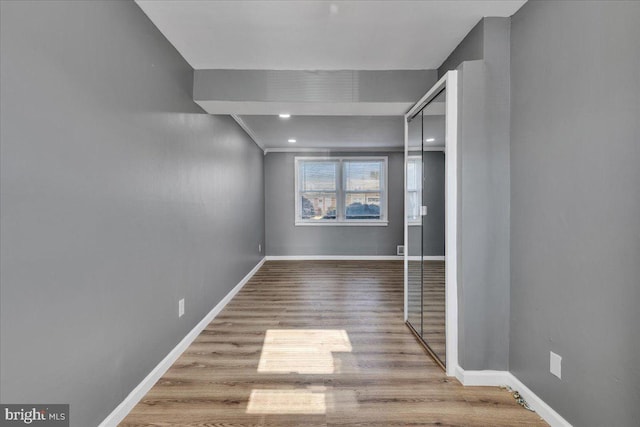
294, 156, 388, 226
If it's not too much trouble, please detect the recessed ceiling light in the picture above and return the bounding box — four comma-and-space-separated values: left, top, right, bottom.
288, 139, 297, 143
425, 138, 435, 142
279, 113, 291, 119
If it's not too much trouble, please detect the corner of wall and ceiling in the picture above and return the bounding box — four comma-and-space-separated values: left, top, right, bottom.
230, 114, 266, 153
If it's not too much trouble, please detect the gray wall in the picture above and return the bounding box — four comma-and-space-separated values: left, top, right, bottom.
439, 18, 512, 370
195, 69, 438, 103
0, 2, 264, 427
265, 152, 404, 256
438, 19, 484, 78
510, 1, 640, 426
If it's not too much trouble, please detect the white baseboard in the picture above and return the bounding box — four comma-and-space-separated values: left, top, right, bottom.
265, 255, 403, 261
407, 255, 446, 261
455, 366, 511, 386
99, 258, 570, 427
98, 257, 266, 427
508, 373, 572, 427
455, 367, 572, 427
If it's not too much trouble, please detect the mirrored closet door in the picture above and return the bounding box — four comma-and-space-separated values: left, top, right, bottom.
405, 88, 447, 368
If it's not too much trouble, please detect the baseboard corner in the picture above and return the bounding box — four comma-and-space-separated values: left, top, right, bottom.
456, 367, 510, 386
456, 368, 572, 427
506, 372, 573, 427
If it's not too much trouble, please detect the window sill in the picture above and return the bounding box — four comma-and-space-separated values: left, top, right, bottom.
295, 221, 389, 227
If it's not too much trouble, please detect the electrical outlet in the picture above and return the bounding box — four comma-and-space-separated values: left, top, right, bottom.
178, 298, 185, 318
258, 243, 262, 253
397, 245, 405, 256
550, 351, 562, 379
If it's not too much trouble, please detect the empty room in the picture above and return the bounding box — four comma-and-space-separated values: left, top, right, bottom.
1, 1, 638, 426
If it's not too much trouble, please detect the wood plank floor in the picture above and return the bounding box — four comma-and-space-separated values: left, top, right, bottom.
407, 261, 446, 364
120, 261, 547, 427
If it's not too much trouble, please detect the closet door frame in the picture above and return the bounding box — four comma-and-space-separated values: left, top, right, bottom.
404, 71, 459, 377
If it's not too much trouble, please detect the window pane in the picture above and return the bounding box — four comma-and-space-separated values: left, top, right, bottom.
300, 193, 337, 220
344, 161, 381, 191
300, 161, 337, 191
345, 192, 380, 220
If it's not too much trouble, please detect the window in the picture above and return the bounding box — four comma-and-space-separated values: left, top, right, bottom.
406, 156, 422, 224
295, 157, 388, 225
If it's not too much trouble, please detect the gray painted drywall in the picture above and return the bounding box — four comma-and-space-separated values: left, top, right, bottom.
510, 1, 640, 426
193, 69, 438, 115
438, 19, 484, 78
265, 152, 404, 256
194, 69, 438, 103
439, 18, 512, 370
0, 2, 264, 427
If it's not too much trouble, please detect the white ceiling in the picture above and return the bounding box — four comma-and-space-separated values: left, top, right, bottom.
136, 0, 525, 150
238, 115, 404, 151
135, 0, 526, 70
238, 105, 445, 151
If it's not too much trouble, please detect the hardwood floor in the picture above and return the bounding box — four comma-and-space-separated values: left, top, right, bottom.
120, 261, 547, 427
423, 261, 446, 363
407, 260, 446, 365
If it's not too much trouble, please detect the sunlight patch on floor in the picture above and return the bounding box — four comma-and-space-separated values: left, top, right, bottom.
258, 329, 352, 374
246, 389, 326, 414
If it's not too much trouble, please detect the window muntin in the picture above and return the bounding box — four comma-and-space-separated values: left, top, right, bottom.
295, 157, 388, 225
